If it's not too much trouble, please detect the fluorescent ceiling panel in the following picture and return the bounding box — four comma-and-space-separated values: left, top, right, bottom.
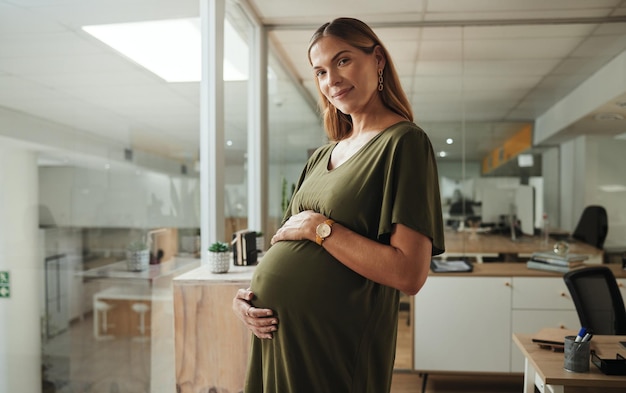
83, 18, 248, 82
598, 184, 626, 193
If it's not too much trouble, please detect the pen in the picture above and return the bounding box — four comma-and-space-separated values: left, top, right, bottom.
581, 332, 593, 342
575, 327, 587, 343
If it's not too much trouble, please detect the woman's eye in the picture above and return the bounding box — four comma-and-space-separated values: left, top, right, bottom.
315, 70, 326, 78
338, 58, 349, 66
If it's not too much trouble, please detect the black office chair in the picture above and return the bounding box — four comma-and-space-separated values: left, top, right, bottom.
449, 200, 474, 216
563, 266, 626, 335
572, 205, 608, 249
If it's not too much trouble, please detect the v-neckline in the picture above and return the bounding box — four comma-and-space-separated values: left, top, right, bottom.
325, 121, 409, 172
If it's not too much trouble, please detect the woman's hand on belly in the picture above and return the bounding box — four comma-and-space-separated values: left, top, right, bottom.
232, 288, 278, 339
271, 210, 325, 245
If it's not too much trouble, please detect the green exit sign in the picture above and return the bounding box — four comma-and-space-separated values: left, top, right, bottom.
0, 271, 9, 298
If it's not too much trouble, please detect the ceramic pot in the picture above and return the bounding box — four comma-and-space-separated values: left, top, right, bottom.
126, 249, 149, 272
208, 251, 230, 273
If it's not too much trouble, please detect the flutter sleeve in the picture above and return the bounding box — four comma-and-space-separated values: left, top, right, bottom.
377, 125, 445, 255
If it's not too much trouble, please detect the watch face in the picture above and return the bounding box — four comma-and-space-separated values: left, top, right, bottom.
317, 223, 331, 238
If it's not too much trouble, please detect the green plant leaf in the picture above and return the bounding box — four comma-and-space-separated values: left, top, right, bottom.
208, 241, 230, 252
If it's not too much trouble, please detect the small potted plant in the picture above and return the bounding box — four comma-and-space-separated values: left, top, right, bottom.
208, 241, 231, 273
126, 240, 150, 271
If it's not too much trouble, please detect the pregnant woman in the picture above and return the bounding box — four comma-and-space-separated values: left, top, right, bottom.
233, 17, 445, 393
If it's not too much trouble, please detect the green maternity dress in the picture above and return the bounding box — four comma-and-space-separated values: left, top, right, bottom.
246, 121, 445, 393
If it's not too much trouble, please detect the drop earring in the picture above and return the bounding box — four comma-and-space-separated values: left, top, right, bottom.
378, 69, 384, 91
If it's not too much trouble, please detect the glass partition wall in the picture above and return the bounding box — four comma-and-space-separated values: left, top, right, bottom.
224, 8, 252, 240
36, 3, 256, 392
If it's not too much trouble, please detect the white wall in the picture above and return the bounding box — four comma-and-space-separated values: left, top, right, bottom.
584, 136, 626, 248
559, 139, 578, 232
559, 135, 626, 248
0, 145, 41, 393
39, 166, 200, 228
38, 161, 305, 237
541, 147, 560, 229
437, 160, 482, 183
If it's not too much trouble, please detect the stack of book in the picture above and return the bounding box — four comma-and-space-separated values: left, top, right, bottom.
526, 251, 588, 273
430, 259, 473, 273
232, 230, 258, 266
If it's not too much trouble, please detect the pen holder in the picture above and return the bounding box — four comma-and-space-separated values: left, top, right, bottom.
564, 335, 590, 372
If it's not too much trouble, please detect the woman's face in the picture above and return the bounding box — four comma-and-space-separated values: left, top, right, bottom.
309, 35, 382, 116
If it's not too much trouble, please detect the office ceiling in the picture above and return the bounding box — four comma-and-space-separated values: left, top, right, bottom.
1, 0, 626, 173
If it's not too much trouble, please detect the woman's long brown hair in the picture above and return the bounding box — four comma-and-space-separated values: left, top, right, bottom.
307, 17, 413, 141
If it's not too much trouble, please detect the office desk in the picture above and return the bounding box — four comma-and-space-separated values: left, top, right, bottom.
443, 230, 603, 263
513, 333, 626, 393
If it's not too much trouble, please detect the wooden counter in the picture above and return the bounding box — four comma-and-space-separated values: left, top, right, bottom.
173, 266, 255, 393
443, 230, 604, 263
430, 262, 626, 278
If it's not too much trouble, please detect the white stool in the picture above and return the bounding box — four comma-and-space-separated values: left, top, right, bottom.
131, 302, 150, 342
94, 300, 115, 340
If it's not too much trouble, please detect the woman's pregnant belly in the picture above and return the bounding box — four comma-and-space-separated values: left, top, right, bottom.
250, 240, 372, 319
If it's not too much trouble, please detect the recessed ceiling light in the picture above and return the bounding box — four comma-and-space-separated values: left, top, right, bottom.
83, 18, 248, 82
446, 138, 453, 145
438, 151, 447, 157
226, 140, 233, 147
593, 112, 624, 121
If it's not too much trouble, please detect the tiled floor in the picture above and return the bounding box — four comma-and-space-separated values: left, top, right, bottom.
43, 315, 152, 393
42, 311, 522, 393
391, 373, 523, 393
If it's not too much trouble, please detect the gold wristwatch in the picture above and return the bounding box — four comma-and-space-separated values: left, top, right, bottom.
315, 219, 335, 246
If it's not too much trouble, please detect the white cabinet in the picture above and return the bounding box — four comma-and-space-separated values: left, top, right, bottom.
413, 274, 581, 374
510, 277, 579, 372
39, 168, 74, 226
39, 166, 200, 228
413, 270, 626, 373
413, 276, 512, 372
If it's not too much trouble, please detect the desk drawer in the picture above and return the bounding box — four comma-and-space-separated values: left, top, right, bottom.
512, 277, 574, 310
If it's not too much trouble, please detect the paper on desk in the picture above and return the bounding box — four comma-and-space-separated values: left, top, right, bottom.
531, 327, 578, 350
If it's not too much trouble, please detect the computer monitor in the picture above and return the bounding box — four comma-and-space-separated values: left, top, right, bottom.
480, 185, 534, 236
481, 187, 517, 225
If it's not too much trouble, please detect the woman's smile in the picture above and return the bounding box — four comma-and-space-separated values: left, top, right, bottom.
331, 87, 353, 100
